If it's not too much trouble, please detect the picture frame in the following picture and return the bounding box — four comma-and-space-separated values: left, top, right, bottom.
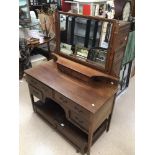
60, 43, 73, 55
75, 46, 89, 59
87, 47, 107, 64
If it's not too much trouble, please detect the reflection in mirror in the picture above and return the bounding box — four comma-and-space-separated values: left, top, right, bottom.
59, 13, 113, 69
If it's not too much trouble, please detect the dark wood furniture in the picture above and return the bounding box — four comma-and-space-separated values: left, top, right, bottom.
114, 0, 131, 20
25, 11, 130, 155
25, 60, 117, 155
27, 30, 53, 60
27, 30, 52, 46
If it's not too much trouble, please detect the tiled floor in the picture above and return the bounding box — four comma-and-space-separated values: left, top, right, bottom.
19, 77, 135, 155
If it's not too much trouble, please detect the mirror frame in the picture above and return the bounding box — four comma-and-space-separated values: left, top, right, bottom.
54, 11, 119, 75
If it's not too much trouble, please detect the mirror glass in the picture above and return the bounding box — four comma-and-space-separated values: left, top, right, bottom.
59, 13, 113, 69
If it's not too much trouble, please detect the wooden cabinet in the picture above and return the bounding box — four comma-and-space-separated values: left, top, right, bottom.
25, 11, 130, 155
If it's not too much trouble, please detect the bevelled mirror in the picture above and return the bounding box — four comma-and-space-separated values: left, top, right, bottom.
57, 11, 115, 71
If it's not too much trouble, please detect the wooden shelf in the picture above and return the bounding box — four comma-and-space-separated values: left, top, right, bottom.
34, 99, 108, 154
55, 54, 119, 82
34, 100, 88, 153
65, 0, 107, 3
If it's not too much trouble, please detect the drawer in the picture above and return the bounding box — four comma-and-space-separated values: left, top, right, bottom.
29, 85, 43, 100
41, 84, 54, 99
72, 105, 90, 118
27, 76, 54, 99
27, 76, 41, 87
69, 111, 89, 132
54, 92, 70, 107
54, 92, 90, 118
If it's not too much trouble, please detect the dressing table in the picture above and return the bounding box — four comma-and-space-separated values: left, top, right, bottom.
25, 11, 130, 155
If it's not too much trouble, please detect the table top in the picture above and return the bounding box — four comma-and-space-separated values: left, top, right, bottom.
25, 60, 118, 114
27, 30, 53, 45
19, 29, 54, 47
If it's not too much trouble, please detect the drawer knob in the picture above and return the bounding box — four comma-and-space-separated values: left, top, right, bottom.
110, 82, 114, 85
60, 123, 65, 127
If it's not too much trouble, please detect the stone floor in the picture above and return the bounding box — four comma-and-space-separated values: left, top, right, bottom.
19, 77, 135, 155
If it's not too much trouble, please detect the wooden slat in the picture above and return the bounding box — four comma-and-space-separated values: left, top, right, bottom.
84, 19, 91, 48
70, 17, 76, 45
92, 21, 99, 47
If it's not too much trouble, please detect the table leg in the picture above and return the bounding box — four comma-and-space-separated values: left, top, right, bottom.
30, 94, 36, 112
87, 127, 93, 155
106, 114, 112, 132
106, 94, 117, 132
47, 42, 51, 60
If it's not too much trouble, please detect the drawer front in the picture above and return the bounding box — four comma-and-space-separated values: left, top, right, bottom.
72, 105, 90, 118
27, 76, 54, 99
54, 91, 90, 118
54, 91, 70, 107
29, 85, 43, 100
69, 111, 89, 132
27, 76, 40, 87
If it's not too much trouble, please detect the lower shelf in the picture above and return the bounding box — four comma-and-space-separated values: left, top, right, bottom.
34, 99, 108, 154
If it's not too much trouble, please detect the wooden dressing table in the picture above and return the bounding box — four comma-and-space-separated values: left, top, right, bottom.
25, 11, 130, 155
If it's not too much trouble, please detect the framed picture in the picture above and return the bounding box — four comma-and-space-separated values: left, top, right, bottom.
87, 47, 107, 64
75, 46, 89, 59
60, 43, 73, 55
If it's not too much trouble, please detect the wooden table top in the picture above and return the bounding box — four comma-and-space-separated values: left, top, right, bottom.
25, 60, 118, 114
27, 30, 53, 46
19, 29, 54, 47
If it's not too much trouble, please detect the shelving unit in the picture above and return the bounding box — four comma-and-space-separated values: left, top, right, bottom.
65, 0, 107, 15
